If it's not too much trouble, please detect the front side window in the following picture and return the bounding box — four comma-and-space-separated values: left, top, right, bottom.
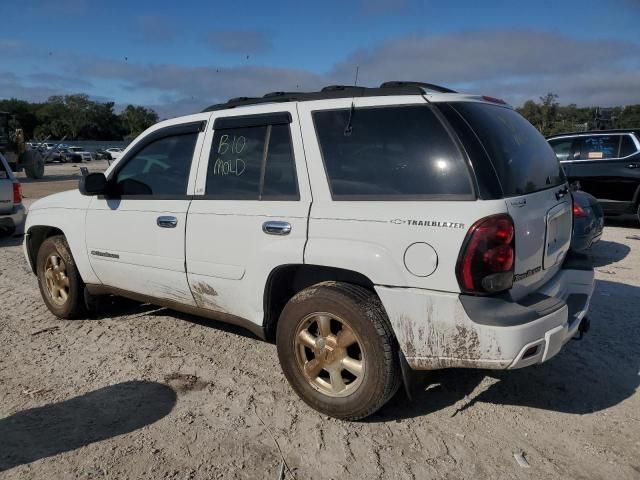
113, 132, 198, 196
576, 135, 620, 160
205, 123, 298, 200
549, 138, 576, 162
313, 105, 473, 199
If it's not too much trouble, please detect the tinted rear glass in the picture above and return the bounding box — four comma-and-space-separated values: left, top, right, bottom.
313, 105, 473, 199
453, 102, 565, 197
620, 135, 637, 157
576, 135, 619, 160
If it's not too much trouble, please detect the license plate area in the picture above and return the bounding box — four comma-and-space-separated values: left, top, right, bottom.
544, 202, 571, 269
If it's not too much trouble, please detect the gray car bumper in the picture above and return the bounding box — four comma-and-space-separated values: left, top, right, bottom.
0, 204, 27, 235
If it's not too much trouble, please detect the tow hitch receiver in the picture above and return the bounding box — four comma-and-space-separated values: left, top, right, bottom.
573, 317, 590, 341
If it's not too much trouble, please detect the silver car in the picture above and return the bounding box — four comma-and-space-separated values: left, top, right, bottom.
0, 153, 26, 236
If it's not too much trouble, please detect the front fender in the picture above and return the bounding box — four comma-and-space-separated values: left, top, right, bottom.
25, 207, 100, 285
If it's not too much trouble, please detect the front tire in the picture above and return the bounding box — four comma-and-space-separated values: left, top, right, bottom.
276, 282, 400, 420
36, 236, 86, 319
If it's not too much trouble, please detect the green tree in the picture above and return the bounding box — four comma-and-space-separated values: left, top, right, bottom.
617, 105, 640, 128
119, 105, 159, 138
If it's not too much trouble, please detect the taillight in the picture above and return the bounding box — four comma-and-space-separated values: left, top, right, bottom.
12, 182, 22, 204
572, 202, 588, 218
456, 214, 515, 294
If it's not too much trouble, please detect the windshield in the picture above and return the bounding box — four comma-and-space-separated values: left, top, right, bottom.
452, 102, 565, 197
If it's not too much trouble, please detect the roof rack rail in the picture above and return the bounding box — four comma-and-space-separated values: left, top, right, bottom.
380, 81, 457, 94
201, 82, 451, 112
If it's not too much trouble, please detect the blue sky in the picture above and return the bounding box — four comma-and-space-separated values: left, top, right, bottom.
1, 0, 639, 117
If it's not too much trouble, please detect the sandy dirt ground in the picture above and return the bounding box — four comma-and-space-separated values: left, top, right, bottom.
0, 168, 639, 479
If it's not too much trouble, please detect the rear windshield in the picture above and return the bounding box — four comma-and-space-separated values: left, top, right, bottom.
452, 102, 565, 197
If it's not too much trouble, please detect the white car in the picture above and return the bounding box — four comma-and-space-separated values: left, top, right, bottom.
105, 148, 123, 160
23, 82, 594, 420
0, 153, 26, 235
66, 146, 92, 162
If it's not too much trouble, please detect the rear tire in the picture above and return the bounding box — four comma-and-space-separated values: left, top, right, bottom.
22, 150, 45, 179
276, 282, 400, 420
36, 236, 86, 319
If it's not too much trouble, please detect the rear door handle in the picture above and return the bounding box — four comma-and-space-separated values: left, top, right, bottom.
262, 221, 291, 235
626, 163, 640, 169
157, 216, 178, 228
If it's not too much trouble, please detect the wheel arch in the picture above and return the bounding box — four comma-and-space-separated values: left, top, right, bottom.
25, 225, 65, 274
262, 263, 379, 341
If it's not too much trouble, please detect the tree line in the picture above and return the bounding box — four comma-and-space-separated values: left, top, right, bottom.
516, 93, 640, 137
2, 92, 639, 141
0, 94, 159, 141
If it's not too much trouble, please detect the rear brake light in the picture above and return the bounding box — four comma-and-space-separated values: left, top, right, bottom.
482, 95, 507, 105
12, 183, 22, 204
456, 214, 515, 294
572, 202, 588, 218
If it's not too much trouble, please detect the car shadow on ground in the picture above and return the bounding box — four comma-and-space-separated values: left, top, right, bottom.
589, 239, 631, 267
0, 380, 176, 472
0, 233, 23, 248
369, 278, 639, 423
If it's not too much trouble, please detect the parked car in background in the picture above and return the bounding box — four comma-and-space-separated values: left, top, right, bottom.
0, 153, 26, 236
105, 147, 123, 160
58, 148, 82, 163
24, 82, 594, 420
94, 149, 111, 160
548, 130, 640, 223
63, 147, 92, 163
570, 189, 603, 253
68, 146, 92, 162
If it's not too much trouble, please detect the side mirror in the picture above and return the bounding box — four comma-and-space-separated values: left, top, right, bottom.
79, 172, 107, 196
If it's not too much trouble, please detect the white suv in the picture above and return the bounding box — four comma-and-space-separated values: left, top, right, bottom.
24, 82, 594, 420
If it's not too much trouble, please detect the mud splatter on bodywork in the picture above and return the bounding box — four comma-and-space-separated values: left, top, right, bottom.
191, 282, 226, 313
395, 299, 503, 370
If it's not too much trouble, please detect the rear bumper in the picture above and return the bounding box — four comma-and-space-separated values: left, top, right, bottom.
0, 204, 26, 235
376, 252, 594, 370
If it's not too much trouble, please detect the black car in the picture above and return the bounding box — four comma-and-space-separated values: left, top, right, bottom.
570, 189, 603, 252
547, 130, 640, 222
58, 148, 83, 163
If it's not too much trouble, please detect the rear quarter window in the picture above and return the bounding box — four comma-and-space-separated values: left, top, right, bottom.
452, 102, 565, 197
313, 105, 473, 200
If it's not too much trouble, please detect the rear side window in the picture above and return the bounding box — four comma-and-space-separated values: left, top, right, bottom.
453, 103, 565, 197
114, 133, 197, 196
205, 124, 299, 200
313, 106, 473, 200
576, 135, 619, 160
619, 135, 637, 157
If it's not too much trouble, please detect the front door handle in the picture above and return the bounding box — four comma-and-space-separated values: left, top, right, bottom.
157, 216, 178, 228
262, 221, 291, 235
626, 163, 640, 169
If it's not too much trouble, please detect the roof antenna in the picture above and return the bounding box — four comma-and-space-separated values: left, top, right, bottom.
344, 66, 359, 137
